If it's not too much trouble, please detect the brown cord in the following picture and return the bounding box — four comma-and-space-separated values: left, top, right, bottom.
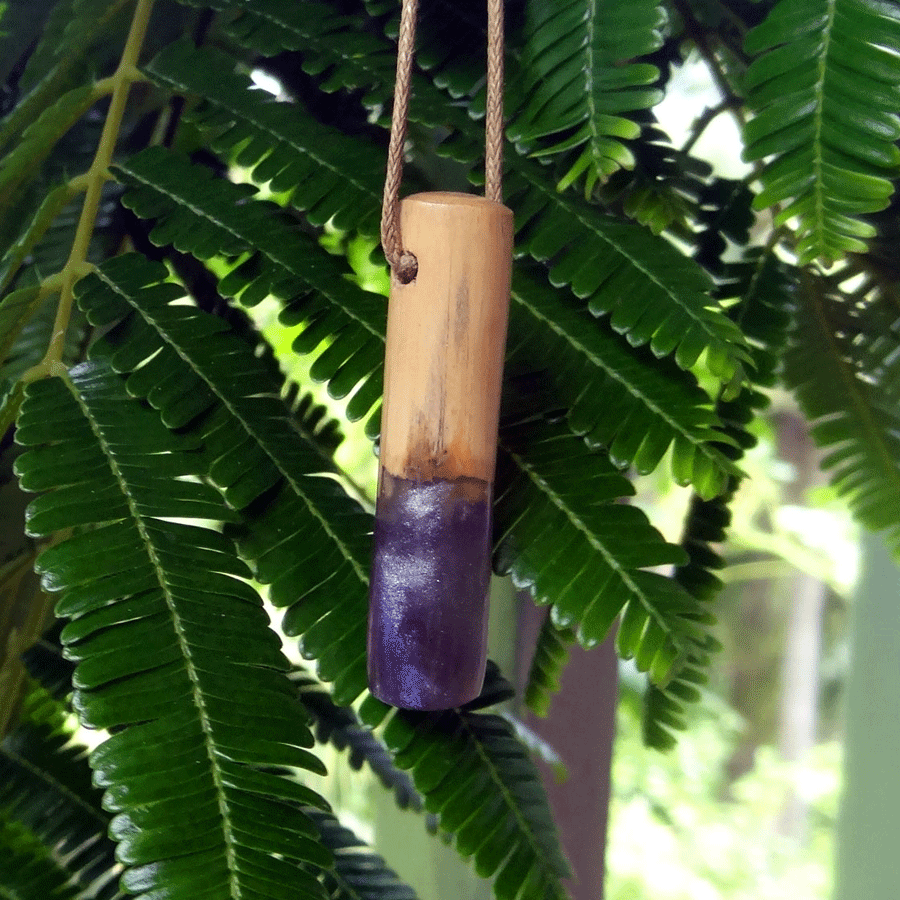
381, 0, 419, 283
485, 0, 504, 203
381, 0, 505, 283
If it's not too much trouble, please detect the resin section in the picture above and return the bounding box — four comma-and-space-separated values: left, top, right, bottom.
367, 472, 491, 710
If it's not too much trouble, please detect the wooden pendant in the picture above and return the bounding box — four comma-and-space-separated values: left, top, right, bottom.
368, 192, 514, 710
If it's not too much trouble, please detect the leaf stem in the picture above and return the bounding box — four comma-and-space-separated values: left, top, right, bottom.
671, 0, 745, 129
35, 0, 155, 376
682, 98, 738, 155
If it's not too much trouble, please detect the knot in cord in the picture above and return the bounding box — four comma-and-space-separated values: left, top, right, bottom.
380, 0, 505, 282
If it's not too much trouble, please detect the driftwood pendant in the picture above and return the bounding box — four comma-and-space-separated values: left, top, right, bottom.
368, 192, 514, 710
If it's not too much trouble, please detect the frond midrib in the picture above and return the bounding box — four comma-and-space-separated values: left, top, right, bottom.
60, 372, 242, 897
585, 0, 599, 147
512, 286, 728, 468
526, 172, 725, 348
501, 442, 685, 645
96, 270, 370, 588
811, 0, 837, 250
459, 715, 568, 898
0, 743, 107, 832
807, 282, 900, 497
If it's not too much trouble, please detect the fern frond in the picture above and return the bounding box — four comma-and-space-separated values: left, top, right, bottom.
523, 616, 574, 718
359, 692, 571, 900
510, 0, 666, 189
311, 811, 420, 900
510, 267, 739, 496
291, 667, 422, 812
73, 254, 376, 703
784, 275, 900, 557
0, 0, 130, 157
496, 417, 703, 682
170, 0, 398, 106
143, 39, 385, 235
0, 813, 79, 900
113, 146, 386, 432
590, 129, 714, 238
743, 0, 900, 264
644, 252, 796, 748
22, 276, 572, 896
0, 85, 98, 210
15, 363, 332, 900
0, 185, 79, 295
0, 288, 46, 369
506, 159, 750, 388
642, 493, 726, 750
152, 11, 750, 391
1, 698, 121, 899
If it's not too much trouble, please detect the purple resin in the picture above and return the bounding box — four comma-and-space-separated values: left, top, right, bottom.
368, 472, 492, 710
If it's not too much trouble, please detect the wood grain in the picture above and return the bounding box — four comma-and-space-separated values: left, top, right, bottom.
380, 192, 514, 484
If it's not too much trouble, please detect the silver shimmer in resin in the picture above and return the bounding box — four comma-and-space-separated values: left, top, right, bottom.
367, 472, 491, 709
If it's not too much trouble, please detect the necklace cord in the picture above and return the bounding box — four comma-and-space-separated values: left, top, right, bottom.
485, 0, 504, 203
380, 0, 505, 284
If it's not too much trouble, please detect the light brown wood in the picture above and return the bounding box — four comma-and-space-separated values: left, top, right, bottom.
380, 192, 514, 484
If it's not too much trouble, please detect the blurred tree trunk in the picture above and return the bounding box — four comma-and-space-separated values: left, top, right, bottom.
775, 569, 825, 840
834, 534, 900, 900
517, 598, 618, 900
774, 412, 825, 842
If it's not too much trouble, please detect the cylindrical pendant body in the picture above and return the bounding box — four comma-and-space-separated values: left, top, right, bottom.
368, 192, 514, 710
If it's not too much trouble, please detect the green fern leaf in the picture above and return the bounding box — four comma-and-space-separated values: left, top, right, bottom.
1, 712, 121, 899
0, 286, 46, 364
311, 811, 420, 900
0, 0, 130, 158
16, 0, 129, 90
784, 276, 900, 557
0, 814, 79, 900
0, 85, 96, 210
510, 267, 740, 495
359, 695, 571, 900
22, 275, 570, 898
497, 417, 703, 681
72, 254, 375, 703
170, 0, 398, 106
112, 146, 386, 431
523, 617, 574, 718
510, 0, 666, 188
15, 363, 332, 900
506, 160, 750, 387
642, 494, 725, 750
292, 667, 422, 812
0, 184, 79, 295
743, 0, 900, 264
644, 252, 797, 748
152, 12, 750, 390
143, 39, 385, 235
